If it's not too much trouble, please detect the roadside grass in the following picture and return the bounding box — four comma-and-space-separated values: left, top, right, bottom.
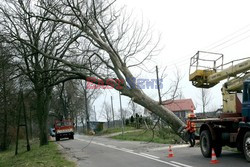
0, 139, 75, 167
98, 126, 137, 135
111, 129, 182, 144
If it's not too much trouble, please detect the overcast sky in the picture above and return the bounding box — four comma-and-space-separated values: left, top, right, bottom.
94, 0, 250, 121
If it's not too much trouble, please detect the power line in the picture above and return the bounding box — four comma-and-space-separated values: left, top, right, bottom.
80, 90, 108, 151
165, 23, 250, 67
214, 34, 250, 52
207, 28, 250, 51
204, 23, 250, 51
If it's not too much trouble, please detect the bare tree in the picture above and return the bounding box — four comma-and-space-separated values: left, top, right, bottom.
121, 108, 132, 121
116, 108, 131, 124
160, 67, 184, 101
200, 88, 212, 116
143, 68, 184, 141
51, 80, 82, 120
0, 0, 188, 142
81, 81, 101, 132
31, 0, 187, 139
128, 100, 140, 116
0, 0, 86, 145
103, 102, 112, 128
0, 40, 17, 150
51, 80, 101, 132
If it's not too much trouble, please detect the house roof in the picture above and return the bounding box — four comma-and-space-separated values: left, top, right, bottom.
162, 99, 195, 112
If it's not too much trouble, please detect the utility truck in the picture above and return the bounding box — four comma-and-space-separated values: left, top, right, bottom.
54, 119, 74, 141
189, 51, 250, 162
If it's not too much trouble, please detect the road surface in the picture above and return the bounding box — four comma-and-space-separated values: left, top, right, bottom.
57, 134, 249, 167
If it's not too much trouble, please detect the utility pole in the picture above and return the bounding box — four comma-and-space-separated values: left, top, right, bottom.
15, 91, 30, 155
156, 66, 162, 105
111, 96, 115, 127
156, 66, 162, 126
84, 81, 90, 133
119, 92, 124, 136
93, 105, 97, 121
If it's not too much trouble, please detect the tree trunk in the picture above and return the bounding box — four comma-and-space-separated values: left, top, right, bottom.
124, 89, 188, 141
2, 61, 7, 150
84, 87, 90, 132
29, 109, 32, 139
36, 88, 52, 146
107, 121, 110, 128
3, 87, 7, 150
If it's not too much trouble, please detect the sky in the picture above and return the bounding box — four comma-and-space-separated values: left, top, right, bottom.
93, 0, 250, 121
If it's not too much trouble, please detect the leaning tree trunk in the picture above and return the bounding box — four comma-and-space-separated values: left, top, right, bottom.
35, 88, 52, 146
106, 56, 189, 141
123, 88, 188, 141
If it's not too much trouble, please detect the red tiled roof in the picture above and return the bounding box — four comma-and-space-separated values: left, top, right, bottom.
162, 99, 195, 112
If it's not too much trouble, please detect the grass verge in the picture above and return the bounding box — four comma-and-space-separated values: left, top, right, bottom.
0, 139, 75, 167
98, 126, 137, 135
111, 129, 182, 144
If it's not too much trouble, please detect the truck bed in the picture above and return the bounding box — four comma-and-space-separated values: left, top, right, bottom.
191, 116, 243, 123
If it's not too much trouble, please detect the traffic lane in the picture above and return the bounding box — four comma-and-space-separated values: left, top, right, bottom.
74, 134, 172, 152
58, 138, 192, 167
75, 135, 247, 167
146, 146, 249, 167
59, 135, 249, 167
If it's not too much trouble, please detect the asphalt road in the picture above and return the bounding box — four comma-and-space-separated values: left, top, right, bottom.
57, 134, 249, 167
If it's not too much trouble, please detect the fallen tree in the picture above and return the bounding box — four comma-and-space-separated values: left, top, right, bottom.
35, 0, 188, 140
1, 0, 188, 143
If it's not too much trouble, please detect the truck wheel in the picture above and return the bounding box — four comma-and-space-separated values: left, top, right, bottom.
56, 135, 60, 141
200, 130, 212, 158
69, 134, 74, 139
243, 131, 250, 162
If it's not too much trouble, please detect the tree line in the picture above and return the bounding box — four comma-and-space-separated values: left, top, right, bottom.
0, 0, 189, 150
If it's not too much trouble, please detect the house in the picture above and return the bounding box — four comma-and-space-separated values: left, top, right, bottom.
144, 98, 195, 121
162, 99, 195, 121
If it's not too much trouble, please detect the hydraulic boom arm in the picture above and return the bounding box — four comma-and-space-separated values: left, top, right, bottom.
189, 51, 250, 114
189, 51, 250, 90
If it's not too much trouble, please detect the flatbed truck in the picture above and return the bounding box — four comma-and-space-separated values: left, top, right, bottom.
189, 51, 250, 162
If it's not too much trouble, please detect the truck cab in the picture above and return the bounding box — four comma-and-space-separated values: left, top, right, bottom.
54, 119, 74, 141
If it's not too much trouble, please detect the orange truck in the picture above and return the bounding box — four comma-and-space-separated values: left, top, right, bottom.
54, 119, 74, 141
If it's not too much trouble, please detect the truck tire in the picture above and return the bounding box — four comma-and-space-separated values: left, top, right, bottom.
69, 133, 74, 139
243, 131, 250, 162
56, 135, 60, 141
200, 130, 212, 158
